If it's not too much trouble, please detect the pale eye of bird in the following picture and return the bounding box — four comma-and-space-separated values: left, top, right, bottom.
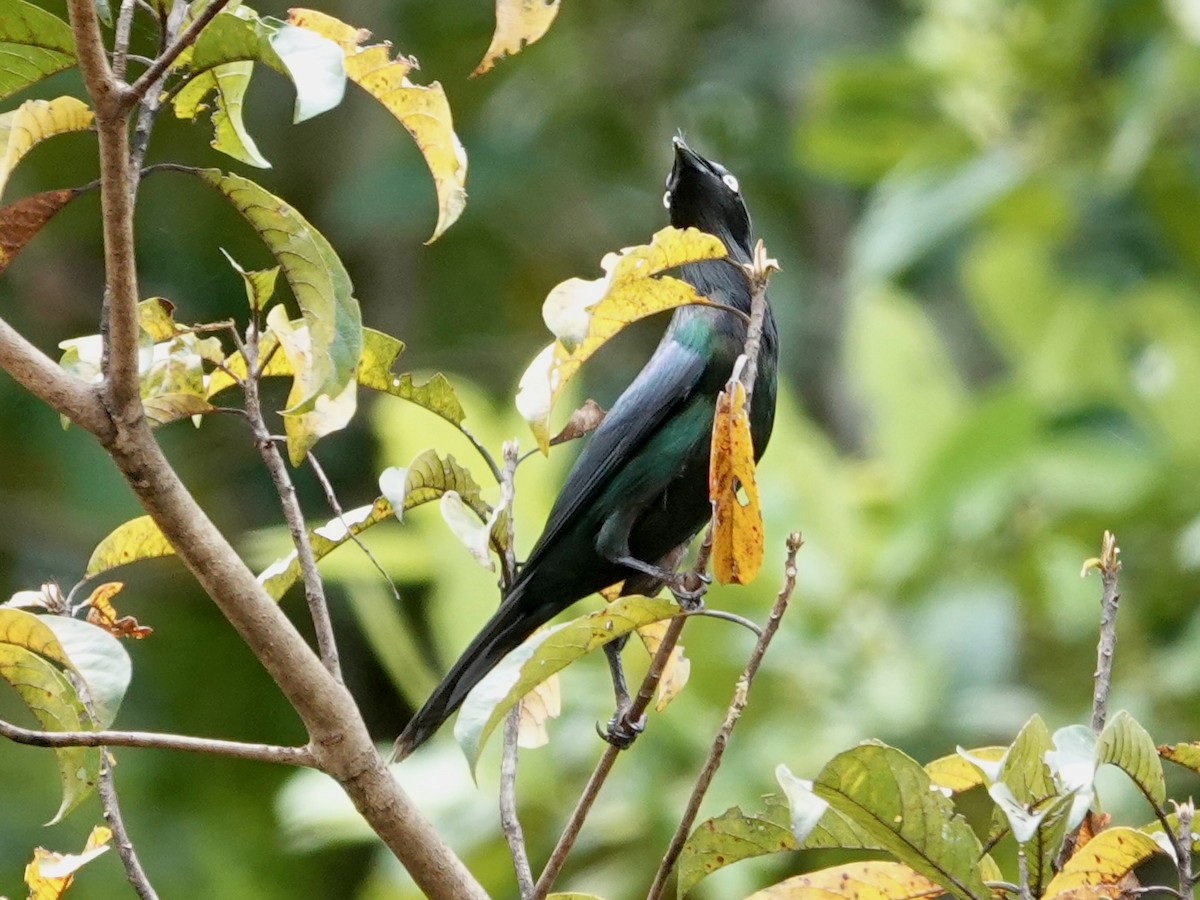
722, 173, 740, 193
663, 190, 672, 210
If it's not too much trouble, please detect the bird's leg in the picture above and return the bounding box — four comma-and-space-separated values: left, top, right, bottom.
598, 635, 644, 748
612, 554, 709, 609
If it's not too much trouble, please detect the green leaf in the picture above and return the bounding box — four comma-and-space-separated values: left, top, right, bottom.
0, 644, 98, 823
1159, 741, 1200, 775
379, 449, 489, 522
1043, 827, 1162, 898
993, 714, 1055, 832
811, 743, 991, 900
41, 616, 131, 730
193, 169, 362, 415
0, 0, 77, 101
86, 515, 175, 577
219, 249, 279, 310
173, 61, 270, 168
677, 799, 796, 897
850, 148, 1024, 287
258, 498, 393, 600
454, 595, 680, 773
1097, 710, 1167, 808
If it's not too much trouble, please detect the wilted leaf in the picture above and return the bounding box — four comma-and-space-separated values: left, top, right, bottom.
473, 0, 560, 76
516, 227, 727, 451
265, 305, 358, 465
287, 8, 467, 241
812, 743, 990, 900
173, 60, 270, 168
0, 188, 80, 274
0, 96, 92, 199
193, 169, 363, 416
455, 595, 680, 772
636, 619, 689, 711
0, 645, 98, 823
379, 450, 489, 522
1043, 827, 1162, 898
24, 826, 112, 900
0, 0, 77, 101
924, 746, 1006, 794
85, 515, 175, 577
1097, 710, 1166, 807
258, 498, 393, 599
550, 399, 606, 446
83, 583, 152, 640
677, 797, 796, 896
41, 615, 131, 731
517, 675, 560, 748
744, 861, 944, 900
710, 380, 763, 585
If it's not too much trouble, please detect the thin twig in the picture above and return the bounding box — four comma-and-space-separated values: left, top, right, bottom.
307, 452, 403, 604
242, 335, 343, 684
96, 752, 159, 899
645, 533, 801, 900
1171, 799, 1194, 898
736, 240, 776, 407
128, 0, 186, 183
0, 718, 315, 765
1089, 530, 1121, 734
501, 708, 535, 898
112, 0, 139, 80
124, 0, 231, 108
463, 423, 504, 484
534, 611, 690, 899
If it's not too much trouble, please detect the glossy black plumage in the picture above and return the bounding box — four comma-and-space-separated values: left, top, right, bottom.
391, 139, 778, 760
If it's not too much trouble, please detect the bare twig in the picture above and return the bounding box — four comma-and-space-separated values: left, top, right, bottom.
306, 452, 402, 603
501, 708, 535, 898
123, 0, 231, 108
534, 611, 691, 898
112, 0, 139, 80
1088, 530, 1121, 734
97, 752, 159, 899
129, 0, 185, 182
645, 532, 801, 900
736, 240, 777, 407
0, 718, 315, 765
242, 336, 343, 684
1171, 800, 1194, 898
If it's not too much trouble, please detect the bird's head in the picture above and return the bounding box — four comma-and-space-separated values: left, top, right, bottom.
664, 136, 753, 260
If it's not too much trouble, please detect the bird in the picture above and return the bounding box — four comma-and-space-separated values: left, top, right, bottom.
391, 136, 779, 761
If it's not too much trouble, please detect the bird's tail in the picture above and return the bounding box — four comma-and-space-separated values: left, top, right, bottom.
390, 583, 547, 762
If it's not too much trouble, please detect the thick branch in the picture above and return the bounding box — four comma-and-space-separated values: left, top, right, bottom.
646, 533, 801, 900
0, 318, 110, 435
0, 717, 314, 765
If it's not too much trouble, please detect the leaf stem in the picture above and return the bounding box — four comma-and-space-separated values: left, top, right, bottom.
645, 532, 801, 900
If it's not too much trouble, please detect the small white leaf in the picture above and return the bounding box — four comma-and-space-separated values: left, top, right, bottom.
1045, 724, 1097, 830
378, 466, 409, 520
775, 763, 830, 844
440, 491, 494, 570
263, 20, 347, 122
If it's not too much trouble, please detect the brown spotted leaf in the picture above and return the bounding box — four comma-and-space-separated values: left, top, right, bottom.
1043, 827, 1162, 898
745, 861, 945, 899
709, 379, 763, 585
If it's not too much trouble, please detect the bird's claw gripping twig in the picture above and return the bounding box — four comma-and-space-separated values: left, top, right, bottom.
596, 704, 647, 749
668, 570, 709, 610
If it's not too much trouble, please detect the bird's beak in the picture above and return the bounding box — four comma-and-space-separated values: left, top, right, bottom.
669, 136, 706, 192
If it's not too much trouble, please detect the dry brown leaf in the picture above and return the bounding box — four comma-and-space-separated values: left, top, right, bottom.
473, 0, 561, 76
83, 582, 153, 639
549, 399, 606, 446
708, 380, 763, 585
0, 189, 79, 275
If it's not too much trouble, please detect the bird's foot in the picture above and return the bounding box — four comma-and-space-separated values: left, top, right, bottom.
667, 570, 709, 611
597, 700, 646, 750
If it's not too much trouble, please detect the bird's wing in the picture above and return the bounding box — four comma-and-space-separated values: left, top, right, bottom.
525, 334, 709, 566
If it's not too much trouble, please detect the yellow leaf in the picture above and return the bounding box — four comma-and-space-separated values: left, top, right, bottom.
287, 9, 467, 241
265, 305, 358, 465
1043, 827, 1162, 898
924, 746, 1007, 794
85, 515, 175, 577
517, 674, 561, 748
516, 226, 727, 451
473, 0, 561, 76
637, 619, 690, 711
24, 826, 112, 900
0, 96, 93, 200
709, 380, 763, 585
744, 860, 944, 899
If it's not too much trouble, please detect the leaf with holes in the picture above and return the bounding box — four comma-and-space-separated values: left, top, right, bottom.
173, 60, 270, 168
473, 0, 560, 76
709, 379, 763, 585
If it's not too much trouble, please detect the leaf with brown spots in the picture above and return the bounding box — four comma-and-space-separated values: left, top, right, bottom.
745, 861, 944, 899
0, 188, 79, 274
473, 0, 560, 76
83, 583, 153, 639
709, 379, 763, 585
1043, 827, 1161, 898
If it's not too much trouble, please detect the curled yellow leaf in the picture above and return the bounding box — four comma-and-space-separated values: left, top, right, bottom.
473, 0, 560, 76
709, 380, 763, 585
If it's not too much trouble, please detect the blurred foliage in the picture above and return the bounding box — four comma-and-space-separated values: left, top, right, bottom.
5, 0, 1200, 897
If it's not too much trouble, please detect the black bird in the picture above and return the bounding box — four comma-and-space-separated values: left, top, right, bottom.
391, 137, 778, 760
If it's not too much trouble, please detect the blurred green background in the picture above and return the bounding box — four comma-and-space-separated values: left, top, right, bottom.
4, 0, 1200, 896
